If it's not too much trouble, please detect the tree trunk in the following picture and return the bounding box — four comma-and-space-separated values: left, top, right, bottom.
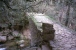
65, 5, 70, 26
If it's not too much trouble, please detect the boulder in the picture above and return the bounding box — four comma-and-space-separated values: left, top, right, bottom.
0, 36, 7, 42
8, 36, 14, 40
16, 40, 30, 47
42, 23, 55, 41
42, 23, 55, 34
12, 31, 20, 37
29, 18, 42, 46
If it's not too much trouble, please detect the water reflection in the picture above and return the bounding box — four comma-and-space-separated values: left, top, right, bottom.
0, 48, 6, 50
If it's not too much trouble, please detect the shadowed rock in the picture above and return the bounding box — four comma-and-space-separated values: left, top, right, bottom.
42, 23, 55, 41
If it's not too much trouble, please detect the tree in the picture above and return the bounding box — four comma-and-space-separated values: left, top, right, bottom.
65, 0, 72, 26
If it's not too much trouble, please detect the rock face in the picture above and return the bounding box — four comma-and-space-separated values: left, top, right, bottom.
41, 23, 55, 50
42, 23, 55, 41
29, 18, 55, 50
29, 18, 42, 46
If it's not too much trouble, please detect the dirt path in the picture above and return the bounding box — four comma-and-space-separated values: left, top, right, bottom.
28, 13, 76, 50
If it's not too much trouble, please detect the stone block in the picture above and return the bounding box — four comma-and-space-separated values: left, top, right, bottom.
42, 23, 55, 41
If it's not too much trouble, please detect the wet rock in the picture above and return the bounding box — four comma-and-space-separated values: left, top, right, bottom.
17, 40, 25, 44
12, 31, 20, 37
0, 48, 6, 50
0, 36, 7, 42
16, 40, 30, 48
16, 40, 25, 47
8, 36, 14, 40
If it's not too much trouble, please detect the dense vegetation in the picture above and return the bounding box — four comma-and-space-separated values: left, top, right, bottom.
0, 0, 76, 50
